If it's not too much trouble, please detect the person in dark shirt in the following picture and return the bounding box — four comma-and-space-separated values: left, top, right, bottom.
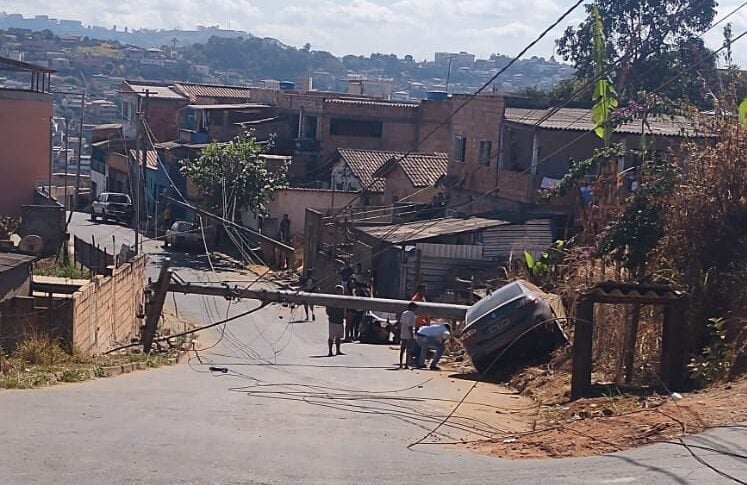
279, 214, 291, 243
326, 285, 346, 356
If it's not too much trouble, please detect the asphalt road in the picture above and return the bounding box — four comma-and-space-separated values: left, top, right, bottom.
0, 213, 743, 484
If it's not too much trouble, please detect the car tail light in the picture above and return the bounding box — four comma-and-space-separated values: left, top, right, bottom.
461, 328, 477, 340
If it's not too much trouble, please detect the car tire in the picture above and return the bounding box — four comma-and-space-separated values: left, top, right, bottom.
472, 356, 495, 376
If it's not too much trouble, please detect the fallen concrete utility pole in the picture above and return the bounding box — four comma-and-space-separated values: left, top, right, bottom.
167, 282, 469, 321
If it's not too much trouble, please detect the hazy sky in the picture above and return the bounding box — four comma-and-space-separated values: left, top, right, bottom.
7, 1, 747, 65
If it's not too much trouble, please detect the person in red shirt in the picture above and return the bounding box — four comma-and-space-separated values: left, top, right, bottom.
410, 284, 430, 328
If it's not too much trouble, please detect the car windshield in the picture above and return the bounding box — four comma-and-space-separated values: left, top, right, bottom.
108, 194, 130, 204
466, 282, 525, 324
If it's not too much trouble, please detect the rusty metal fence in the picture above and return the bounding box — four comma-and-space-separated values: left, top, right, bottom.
73, 235, 114, 276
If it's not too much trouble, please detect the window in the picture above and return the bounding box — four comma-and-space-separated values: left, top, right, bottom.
329, 118, 383, 138
303, 115, 318, 139
454, 135, 467, 163
479, 140, 492, 166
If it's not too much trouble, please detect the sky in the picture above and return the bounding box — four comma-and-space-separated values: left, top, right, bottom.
6, 1, 747, 65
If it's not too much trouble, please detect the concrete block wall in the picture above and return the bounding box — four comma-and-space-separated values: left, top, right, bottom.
71, 254, 145, 355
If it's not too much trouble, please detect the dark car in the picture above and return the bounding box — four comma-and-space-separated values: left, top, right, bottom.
460, 280, 567, 374
90, 192, 134, 224
164, 220, 202, 250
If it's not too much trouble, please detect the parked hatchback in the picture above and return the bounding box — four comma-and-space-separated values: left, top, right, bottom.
460, 280, 567, 374
90, 192, 133, 224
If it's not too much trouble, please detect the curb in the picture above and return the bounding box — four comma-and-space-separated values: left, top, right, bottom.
38, 350, 190, 385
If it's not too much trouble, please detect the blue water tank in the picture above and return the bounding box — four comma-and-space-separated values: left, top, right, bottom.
426, 90, 449, 101
279, 81, 296, 91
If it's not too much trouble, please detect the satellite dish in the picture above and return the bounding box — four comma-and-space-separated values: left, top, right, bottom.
19, 234, 44, 256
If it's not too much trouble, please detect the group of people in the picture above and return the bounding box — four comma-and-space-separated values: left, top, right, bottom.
321, 276, 452, 370
397, 285, 452, 370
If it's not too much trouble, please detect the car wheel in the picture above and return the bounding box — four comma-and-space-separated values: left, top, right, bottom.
472, 356, 495, 375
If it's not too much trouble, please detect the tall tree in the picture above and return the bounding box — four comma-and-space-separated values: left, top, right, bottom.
180, 132, 288, 222
556, 0, 717, 105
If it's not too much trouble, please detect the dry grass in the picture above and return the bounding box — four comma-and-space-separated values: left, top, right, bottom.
0, 334, 177, 389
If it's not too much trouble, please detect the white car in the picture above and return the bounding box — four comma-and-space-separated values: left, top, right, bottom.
90, 192, 133, 224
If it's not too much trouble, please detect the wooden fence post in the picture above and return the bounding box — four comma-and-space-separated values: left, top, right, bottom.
571, 298, 595, 400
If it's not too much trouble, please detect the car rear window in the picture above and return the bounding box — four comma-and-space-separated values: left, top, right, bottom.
108, 194, 131, 204
466, 282, 524, 323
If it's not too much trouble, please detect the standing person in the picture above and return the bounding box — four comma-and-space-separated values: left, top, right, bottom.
340, 263, 354, 288
350, 283, 369, 341
398, 302, 417, 369
299, 269, 316, 321
414, 323, 451, 370
326, 285, 346, 356
279, 214, 291, 243
411, 284, 430, 328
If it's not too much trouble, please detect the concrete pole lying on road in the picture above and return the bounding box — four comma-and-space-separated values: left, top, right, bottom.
167, 283, 469, 321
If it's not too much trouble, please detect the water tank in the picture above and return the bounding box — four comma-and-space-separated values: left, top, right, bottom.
279, 81, 296, 91
426, 90, 449, 101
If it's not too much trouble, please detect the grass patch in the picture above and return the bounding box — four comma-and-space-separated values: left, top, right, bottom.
0, 335, 179, 389
34, 258, 89, 279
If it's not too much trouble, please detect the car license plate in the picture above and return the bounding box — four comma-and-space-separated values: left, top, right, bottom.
487, 318, 510, 335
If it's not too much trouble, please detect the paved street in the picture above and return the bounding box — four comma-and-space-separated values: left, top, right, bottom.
0, 214, 744, 484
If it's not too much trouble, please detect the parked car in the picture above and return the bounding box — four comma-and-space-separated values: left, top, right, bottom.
460, 280, 567, 374
164, 220, 203, 250
90, 192, 133, 224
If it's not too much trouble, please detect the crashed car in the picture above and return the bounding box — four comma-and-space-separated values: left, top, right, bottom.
460, 280, 567, 374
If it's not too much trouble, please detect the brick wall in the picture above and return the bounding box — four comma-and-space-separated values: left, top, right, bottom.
71, 254, 145, 355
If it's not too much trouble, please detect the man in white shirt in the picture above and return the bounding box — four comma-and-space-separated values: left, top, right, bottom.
414, 323, 451, 370
398, 302, 417, 369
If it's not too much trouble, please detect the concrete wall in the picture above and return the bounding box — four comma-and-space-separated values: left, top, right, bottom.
71, 254, 145, 355
19, 201, 65, 256
319, 102, 420, 161
383, 164, 437, 204
446, 94, 505, 195
0, 89, 53, 217
0, 262, 32, 303
243, 188, 358, 239
0, 296, 73, 351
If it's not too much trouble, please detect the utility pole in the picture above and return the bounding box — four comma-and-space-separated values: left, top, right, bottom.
134, 95, 142, 254
63, 117, 69, 210
48, 116, 54, 196
135, 89, 150, 255
74, 91, 86, 211
143, 261, 172, 353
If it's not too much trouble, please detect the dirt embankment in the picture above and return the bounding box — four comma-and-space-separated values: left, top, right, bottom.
468, 377, 747, 459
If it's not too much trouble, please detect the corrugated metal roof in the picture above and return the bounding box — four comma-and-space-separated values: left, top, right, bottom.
124, 81, 185, 100
358, 217, 510, 244
504, 107, 707, 137
482, 219, 553, 260
186, 103, 270, 110
0, 253, 35, 271
175, 83, 255, 102
325, 98, 419, 109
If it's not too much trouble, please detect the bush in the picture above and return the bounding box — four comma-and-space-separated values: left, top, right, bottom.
12, 334, 71, 368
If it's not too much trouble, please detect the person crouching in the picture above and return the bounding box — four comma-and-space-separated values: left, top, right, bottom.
414, 323, 451, 370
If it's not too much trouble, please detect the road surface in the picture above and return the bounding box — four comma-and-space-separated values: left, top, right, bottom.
0, 213, 743, 484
